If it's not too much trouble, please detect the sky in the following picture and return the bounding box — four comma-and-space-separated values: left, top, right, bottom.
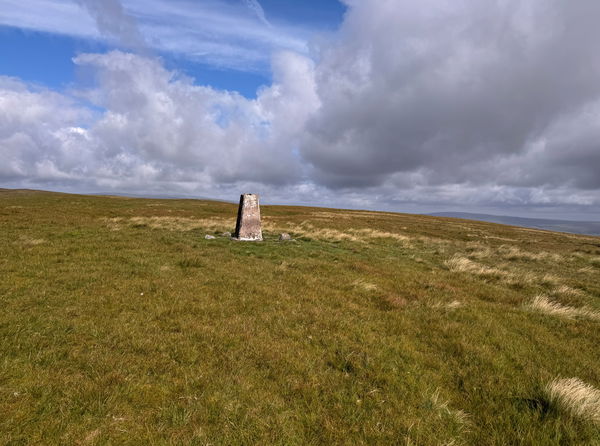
1, 0, 600, 220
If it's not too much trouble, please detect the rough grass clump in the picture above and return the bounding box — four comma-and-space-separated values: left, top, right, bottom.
528, 295, 600, 321
552, 284, 583, 297
262, 220, 362, 242
353, 279, 378, 292
426, 390, 470, 427
16, 236, 47, 246
445, 255, 507, 279
546, 378, 600, 424
445, 254, 566, 290
444, 255, 516, 284
496, 245, 562, 262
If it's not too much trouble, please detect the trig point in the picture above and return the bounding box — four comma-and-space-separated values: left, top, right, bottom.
233, 194, 263, 241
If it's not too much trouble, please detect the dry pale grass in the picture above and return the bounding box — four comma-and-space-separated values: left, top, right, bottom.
427, 389, 471, 428
107, 215, 419, 245
353, 228, 411, 242
263, 220, 413, 243
261, 220, 362, 242
80, 428, 101, 444
496, 245, 562, 262
429, 300, 463, 310
445, 255, 565, 289
546, 377, 600, 424
15, 236, 47, 246
578, 266, 595, 274
539, 273, 560, 286
482, 235, 518, 242
516, 227, 551, 235
344, 210, 400, 218
464, 242, 561, 262
353, 279, 378, 292
311, 211, 354, 220
552, 285, 583, 297
464, 242, 494, 259
445, 256, 505, 277
383, 294, 408, 308
104, 216, 234, 232
528, 295, 600, 321
130, 216, 234, 231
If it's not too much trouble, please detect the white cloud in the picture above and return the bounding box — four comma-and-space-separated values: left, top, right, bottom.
0, 49, 319, 195
1, 0, 600, 219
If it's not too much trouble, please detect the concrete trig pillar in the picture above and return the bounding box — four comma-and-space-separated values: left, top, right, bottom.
234, 194, 263, 241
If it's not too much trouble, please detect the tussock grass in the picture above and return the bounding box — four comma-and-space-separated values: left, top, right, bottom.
428, 299, 463, 310
352, 228, 411, 242
445, 255, 519, 285
263, 221, 412, 243
553, 284, 583, 297
497, 245, 562, 262
445, 255, 500, 276
445, 255, 565, 290
353, 279, 378, 292
528, 295, 600, 321
464, 242, 562, 262
578, 266, 595, 274
16, 236, 47, 246
444, 300, 463, 309
426, 389, 470, 427
546, 378, 600, 424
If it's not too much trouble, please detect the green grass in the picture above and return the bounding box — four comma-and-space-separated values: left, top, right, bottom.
1, 189, 599, 445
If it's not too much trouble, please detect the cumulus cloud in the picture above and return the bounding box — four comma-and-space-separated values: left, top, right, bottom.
0, 77, 94, 184
1, 0, 600, 218
77, 50, 317, 184
0, 50, 319, 196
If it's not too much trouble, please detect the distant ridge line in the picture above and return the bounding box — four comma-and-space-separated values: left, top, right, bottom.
430, 212, 600, 237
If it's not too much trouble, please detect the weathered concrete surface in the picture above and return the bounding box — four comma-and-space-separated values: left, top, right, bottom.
234, 194, 263, 241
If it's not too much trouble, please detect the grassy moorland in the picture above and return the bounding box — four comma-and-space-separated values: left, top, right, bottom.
1, 189, 599, 445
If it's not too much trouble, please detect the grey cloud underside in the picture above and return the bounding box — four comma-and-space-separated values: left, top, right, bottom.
303, 0, 600, 192
0, 0, 599, 215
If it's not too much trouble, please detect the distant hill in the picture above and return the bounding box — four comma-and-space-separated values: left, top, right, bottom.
430, 212, 600, 236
